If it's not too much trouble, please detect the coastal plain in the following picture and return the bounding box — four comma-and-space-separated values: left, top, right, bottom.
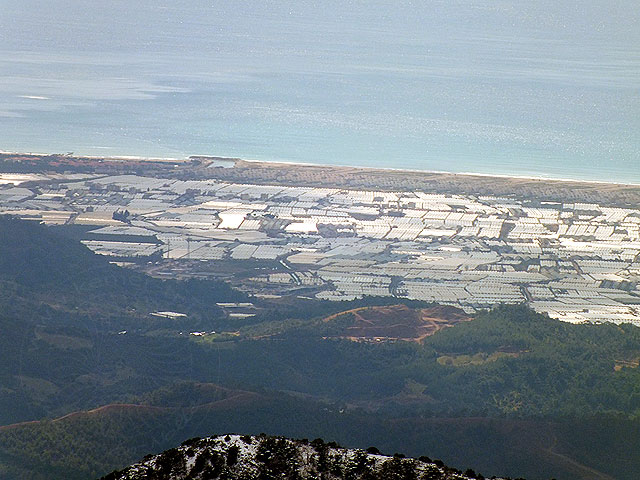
2, 152, 640, 325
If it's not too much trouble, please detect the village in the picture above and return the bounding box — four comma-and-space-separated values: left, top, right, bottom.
2, 167, 640, 326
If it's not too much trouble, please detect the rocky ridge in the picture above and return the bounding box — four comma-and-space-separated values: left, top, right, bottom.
100, 434, 503, 480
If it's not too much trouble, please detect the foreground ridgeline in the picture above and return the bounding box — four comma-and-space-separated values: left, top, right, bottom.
100, 434, 504, 480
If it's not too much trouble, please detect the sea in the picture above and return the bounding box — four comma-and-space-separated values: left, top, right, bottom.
1, 0, 639, 183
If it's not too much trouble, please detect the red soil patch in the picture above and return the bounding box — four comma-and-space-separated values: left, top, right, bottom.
324, 304, 471, 342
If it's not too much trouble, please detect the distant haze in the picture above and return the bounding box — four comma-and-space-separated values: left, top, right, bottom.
0, 0, 638, 182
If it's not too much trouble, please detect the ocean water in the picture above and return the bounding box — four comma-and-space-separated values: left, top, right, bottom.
0, 0, 638, 183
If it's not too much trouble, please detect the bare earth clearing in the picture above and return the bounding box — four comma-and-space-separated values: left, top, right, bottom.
323, 304, 471, 342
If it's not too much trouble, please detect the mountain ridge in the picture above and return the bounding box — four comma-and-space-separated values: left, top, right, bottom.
100, 434, 498, 480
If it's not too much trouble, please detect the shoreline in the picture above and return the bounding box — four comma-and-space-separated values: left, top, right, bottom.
3, 149, 640, 188
3, 150, 640, 207
232, 156, 640, 188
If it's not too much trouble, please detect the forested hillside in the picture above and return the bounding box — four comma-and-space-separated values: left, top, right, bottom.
0, 216, 244, 332
1, 216, 640, 480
